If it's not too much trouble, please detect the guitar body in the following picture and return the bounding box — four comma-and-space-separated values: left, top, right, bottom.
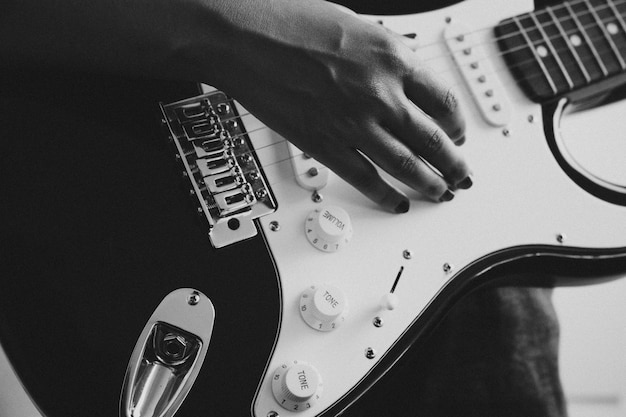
1, 1, 626, 417
0, 72, 282, 416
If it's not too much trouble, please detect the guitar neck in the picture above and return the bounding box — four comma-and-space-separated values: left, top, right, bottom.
496, 0, 626, 102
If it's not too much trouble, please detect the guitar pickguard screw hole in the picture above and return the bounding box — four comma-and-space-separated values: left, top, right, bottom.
269, 221, 280, 232
267, 412, 280, 417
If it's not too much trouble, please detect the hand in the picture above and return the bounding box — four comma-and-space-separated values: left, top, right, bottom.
0, 0, 471, 213
207, 0, 472, 212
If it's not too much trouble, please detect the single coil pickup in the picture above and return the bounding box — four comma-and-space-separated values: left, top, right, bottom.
183, 118, 221, 141
213, 185, 256, 215
196, 154, 236, 177
173, 99, 212, 123
203, 170, 245, 193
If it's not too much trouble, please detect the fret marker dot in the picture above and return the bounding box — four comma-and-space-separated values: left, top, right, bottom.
536, 45, 549, 58
570, 34, 582, 47
607, 23, 619, 36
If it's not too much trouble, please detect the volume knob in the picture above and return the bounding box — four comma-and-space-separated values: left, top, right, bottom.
305, 206, 353, 252
271, 361, 323, 412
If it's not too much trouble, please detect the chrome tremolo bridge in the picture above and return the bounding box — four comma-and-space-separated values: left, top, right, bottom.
161, 92, 277, 248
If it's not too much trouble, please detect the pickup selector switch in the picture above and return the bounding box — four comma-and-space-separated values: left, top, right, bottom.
271, 361, 323, 411
305, 206, 353, 252
300, 285, 348, 331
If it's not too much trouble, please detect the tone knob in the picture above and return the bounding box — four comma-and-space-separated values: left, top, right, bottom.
300, 285, 348, 331
271, 361, 323, 412
305, 206, 353, 252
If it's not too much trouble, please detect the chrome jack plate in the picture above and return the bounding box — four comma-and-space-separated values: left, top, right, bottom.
120, 289, 215, 417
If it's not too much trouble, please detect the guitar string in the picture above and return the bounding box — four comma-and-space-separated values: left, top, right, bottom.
219, 31, 625, 190
188, 109, 335, 188
212, 0, 626, 122
214, 11, 626, 166
219, 0, 626, 130
221, 5, 626, 133
187, 2, 626, 190
367, 0, 626, 94
204, 22, 624, 191
441, 23, 626, 91
219, 20, 623, 141
416, 0, 626, 69
417, 1, 626, 86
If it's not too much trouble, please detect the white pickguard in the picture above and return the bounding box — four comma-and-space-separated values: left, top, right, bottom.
241, 1, 626, 416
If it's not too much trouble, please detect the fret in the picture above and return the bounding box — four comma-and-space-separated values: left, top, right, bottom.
518, 13, 571, 93
608, 0, 626, 34
495, 0, 626, 103
546, 6, 591, 84
584, 0, 626, 70
566, 1, 610, 76
495, 18, 555, 101
512, 16, 558, 95
529, 11, 574, 89
552, 3, 605, 82
606, 0, 626, 61
616, 0, 626, 21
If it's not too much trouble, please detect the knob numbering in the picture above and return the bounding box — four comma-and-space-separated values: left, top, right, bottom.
305, 206, 352, 252
271, 361, 323, 412
300, 285, 348, 331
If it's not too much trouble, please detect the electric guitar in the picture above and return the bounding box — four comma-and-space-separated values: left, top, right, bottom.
2, 0, 626, 416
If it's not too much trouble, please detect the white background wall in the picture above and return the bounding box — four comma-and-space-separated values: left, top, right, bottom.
555, 277, 626, 417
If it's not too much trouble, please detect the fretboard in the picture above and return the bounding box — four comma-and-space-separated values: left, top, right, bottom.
495, 0, 626, 102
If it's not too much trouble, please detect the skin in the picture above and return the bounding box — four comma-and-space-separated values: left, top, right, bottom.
0, 0, 472, 212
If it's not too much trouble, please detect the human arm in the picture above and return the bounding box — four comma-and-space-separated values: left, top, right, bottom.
0, 0, 472, 212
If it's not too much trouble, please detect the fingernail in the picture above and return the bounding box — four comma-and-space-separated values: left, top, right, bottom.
457, 175, 473, 190
395, 199, 410, 214
439, 189, 455, 202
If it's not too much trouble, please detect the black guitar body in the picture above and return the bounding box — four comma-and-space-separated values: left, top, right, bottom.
0, 70, 281, 416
